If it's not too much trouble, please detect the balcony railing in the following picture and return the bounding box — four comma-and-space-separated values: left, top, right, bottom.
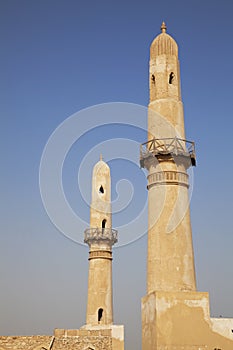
84, 228, 118, 245
140, 137, 196, 167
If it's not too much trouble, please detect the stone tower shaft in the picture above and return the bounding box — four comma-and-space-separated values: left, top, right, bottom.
84, 157, 117, 326
140, 22, 197, 294
142, 24, 233, 350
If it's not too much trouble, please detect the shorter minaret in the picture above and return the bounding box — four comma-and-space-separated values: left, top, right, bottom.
54, 156, 124, 350
84, 156, 117, 326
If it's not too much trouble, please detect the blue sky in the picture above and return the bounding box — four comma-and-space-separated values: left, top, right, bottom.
1, 1, 233, 349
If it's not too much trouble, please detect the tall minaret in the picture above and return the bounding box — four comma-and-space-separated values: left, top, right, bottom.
141, 24, 233, 350
140, 22, 197, 293
84, 156, 117, 326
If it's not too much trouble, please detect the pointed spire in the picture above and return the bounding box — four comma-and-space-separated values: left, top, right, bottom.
161, 21, 167, 33
100, 153, 103, 161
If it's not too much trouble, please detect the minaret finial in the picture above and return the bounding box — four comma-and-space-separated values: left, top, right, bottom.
161, 21, 167, 33
100, 153, 103, 161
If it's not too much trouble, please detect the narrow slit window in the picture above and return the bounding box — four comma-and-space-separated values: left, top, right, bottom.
99, 185, 104, 194
169, 72, 175, 84
98, 308, 103, 322
102, 219, 106, 228
151, 74, 155, 84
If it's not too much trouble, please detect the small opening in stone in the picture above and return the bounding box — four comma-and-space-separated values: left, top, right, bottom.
102, 219, 106, 228
169, 72, 175, 84
98, 308, 103, 322
99, 185, 104, 194
151, 74, 155, 83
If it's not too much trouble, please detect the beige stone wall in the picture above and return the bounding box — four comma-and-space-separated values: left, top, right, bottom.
142, 291, 233, 350
0, 335, 52, 349
53, 329, 112, 350
0, 327, 124, 350
53, 326, 124, 350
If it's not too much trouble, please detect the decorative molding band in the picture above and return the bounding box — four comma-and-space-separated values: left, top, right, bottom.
89, 250, 112, 261
147, 171, 189, 189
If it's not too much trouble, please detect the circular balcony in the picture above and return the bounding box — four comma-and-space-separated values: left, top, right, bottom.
84, 228, 118, 246
140, 137, 196, 167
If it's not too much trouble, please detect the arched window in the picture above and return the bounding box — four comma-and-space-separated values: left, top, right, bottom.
102, 219, 106, 228
99, 185, 104, 194
169, 72, 175, 84
98, 308, 103, 322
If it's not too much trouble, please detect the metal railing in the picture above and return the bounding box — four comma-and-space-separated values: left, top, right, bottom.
140, 137, 196, 166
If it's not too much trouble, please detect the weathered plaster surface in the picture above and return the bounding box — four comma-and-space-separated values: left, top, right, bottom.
142, 291, 233, 350
210, 318, 233, 340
